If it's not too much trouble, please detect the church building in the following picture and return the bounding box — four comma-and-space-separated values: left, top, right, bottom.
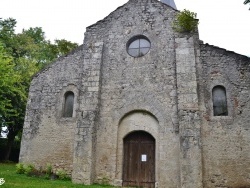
19, 0, 250, 187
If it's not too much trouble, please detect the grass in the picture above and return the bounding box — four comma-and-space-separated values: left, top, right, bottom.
0, 163, 116, 188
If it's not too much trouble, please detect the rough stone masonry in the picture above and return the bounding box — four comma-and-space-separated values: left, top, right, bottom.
19, 0, 250, 187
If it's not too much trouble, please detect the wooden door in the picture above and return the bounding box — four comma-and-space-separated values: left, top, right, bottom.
123, 131, 155, 188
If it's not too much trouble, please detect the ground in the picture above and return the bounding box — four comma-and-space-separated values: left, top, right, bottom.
0, 163, 117, 188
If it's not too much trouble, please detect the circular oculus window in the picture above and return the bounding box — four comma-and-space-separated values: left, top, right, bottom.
127, 36, 151, 57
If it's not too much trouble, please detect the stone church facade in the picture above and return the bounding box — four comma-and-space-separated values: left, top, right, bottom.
19, 0, 250, 187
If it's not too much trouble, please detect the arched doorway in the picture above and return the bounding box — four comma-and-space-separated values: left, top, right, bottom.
123, 131, 155, 188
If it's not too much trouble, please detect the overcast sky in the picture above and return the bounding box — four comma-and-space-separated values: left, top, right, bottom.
0, 0, 250, 56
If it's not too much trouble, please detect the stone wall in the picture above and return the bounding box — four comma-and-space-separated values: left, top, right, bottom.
199, 44, 250, 188
71, 40, 104, 184
19, 0, 250, 187
19, 47, 83, 174
80, 0, 202, 187
175, 35, 202, 188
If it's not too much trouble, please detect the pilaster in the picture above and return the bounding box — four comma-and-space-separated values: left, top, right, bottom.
175, 36, 202, 188
72, 42, 103, 184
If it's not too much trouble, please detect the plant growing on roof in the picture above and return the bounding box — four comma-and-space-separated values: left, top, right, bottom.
172, 9, 199, 33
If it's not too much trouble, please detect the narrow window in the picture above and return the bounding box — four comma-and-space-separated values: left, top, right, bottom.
63, 91, 74, 117
212, 86, 228, 116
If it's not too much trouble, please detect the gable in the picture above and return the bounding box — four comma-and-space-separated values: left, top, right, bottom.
85, 0, 178, 38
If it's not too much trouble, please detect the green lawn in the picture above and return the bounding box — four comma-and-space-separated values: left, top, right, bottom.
0, 163, 116, 188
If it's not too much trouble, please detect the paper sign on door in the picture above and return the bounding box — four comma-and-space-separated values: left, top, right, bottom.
141, 154, 147, 162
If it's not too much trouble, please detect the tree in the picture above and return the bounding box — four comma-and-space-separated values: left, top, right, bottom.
0, 41, 27, 159
21, 28, 77, 68
0, 18, 78, 160
0, 18, 78, 68
0, 42, 23, 124
53, 39, 78, 57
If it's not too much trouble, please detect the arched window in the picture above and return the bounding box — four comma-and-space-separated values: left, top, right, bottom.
63, 91, 74, 117
212, 86, 228, 116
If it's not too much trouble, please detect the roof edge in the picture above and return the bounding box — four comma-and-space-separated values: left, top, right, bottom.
86, 0, 178, 31
32, 44, 83, 79
200, 40, 250, 60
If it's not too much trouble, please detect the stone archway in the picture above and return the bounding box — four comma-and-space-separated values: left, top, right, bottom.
115, 111, 159, 187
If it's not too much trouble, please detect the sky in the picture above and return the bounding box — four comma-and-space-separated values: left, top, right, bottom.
0, 0, 250, 56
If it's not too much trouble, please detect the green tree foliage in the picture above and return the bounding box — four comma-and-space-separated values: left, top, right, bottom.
0, 42, 24, 123
21, 27, 78, 68
172, 9, 199, 33
53, 39, 79, 57
0, 18, 17, 52
0, 17, 78, 160
0, 41, 27, 159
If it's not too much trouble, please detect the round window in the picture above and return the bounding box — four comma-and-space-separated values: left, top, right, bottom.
127, 36, 151, 57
